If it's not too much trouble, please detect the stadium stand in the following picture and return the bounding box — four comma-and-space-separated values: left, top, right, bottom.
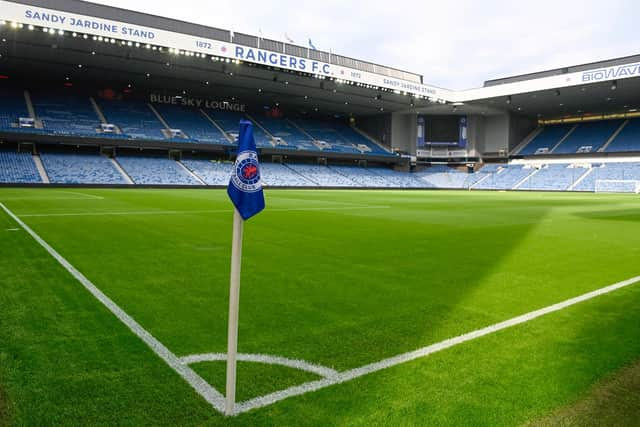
474, 164, 535, 190
517, 164, 587, 191
367, 167, 431, 188
0, 89, 30, 130
97, 99, 166, 140
334, 122, 393, 155
180, 159, 232, 185
294, 118, 393, 155
293, 119, 364, 154
0, 88, 394, 158
117, 155, 199, 185
573, 162, 640, 192
553, 120, 623, 154
260, 163, 316, 187
605, 119, 640, 153
464, 164, 502, 188
518, 124, 573, 155
0, 150, 42, 183
328, 165, 394, 187
31, 92, 101, 137
4, 145, 640, 193
153, 104, 230, 144
285, 164, 358, 187
205, 111, 273, 148
416, 165, 474, 189
252, 116, 313, 149
40, 152, 126, 184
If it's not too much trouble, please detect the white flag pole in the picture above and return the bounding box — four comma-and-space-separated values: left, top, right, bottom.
225, 208, 244, 416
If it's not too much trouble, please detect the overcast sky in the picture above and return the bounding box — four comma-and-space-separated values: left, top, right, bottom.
90, 0, 638, 90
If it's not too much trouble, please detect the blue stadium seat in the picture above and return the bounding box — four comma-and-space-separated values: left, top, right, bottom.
208, 111, 273, 148
154, 105, 231, 145
260, 163, 316, 187
605, 119, 640, 153
293, 118, 393, 155
519, 125, 573, 155
416, 165, 475, 189
366, 167, 432, 188
181, 159, 232, 185
97, 99, 166, 140
553, 120, 623, 154
32, 92, 101, 137
40, 152, 126, 184
285, 164, 358, 187
251, 116, 310, 149
573, 162, 640, 192
474, 164, 535, 190
0, 89, 30, 131
328, 166, 392, 187
0, 150, 42, 183
117, 156, 199, 185
517, 164, 587, 191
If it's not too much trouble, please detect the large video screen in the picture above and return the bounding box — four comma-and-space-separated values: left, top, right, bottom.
424, 116, 459, 143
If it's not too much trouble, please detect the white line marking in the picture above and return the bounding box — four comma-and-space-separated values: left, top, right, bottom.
0, 202, 226, 413
0, 191, 105, 201
234, 274, 640, 415
0, 197, 96, 201
58, 191, 105, 200
5, 228, 20, 231
18, 205, 389, 218
179, 353, 338, 378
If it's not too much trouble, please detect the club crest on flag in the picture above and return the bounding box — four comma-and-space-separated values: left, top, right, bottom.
231, 151, 261, 192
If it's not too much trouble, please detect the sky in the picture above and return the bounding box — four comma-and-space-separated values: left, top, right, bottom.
90, 0, 638, 90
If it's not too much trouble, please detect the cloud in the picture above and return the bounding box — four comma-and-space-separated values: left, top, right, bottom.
89, 0, 638, 89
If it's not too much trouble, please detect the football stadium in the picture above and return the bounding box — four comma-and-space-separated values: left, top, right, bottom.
1, 0, 639, 425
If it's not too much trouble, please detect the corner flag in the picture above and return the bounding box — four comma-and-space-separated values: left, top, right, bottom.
225, 120, 265, 416
227, 120, 265, 220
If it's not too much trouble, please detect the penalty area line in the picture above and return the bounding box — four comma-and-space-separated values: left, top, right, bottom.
0, 202, 226, 413
234, 273, 640, 415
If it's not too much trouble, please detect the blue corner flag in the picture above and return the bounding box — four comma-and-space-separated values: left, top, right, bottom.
227, 120, 265, 220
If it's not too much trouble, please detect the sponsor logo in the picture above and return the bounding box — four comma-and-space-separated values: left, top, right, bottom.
582, 62, 640, 82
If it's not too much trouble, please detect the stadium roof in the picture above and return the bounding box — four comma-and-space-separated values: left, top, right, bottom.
0, 0, 639, 120
15, 0, 424, 84
408, 75, 640, 120
484, 53, 640, 87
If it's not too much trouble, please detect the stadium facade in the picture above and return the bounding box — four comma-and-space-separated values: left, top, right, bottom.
1, 0, 640, 191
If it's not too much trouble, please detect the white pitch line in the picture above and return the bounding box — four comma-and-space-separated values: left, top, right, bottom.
18, 209, 231, 217
234, 274, 640, 415
0, 191, 105, 201
58, 191, 105, 200
0, 202, 226, 413
179, 353, 338, 379
18, 205, 389, 218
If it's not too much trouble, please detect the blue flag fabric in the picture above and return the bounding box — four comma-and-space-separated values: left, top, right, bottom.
308, 38, 317, 50
227, 120, 265, 220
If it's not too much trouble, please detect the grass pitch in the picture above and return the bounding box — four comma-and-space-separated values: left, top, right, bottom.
0, 188, 639, 425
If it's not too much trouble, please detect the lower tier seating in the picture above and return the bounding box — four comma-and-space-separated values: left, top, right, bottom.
117, 156, 199, 185
40, 152, 126, 184
2, 148, 640, 193
0, 150, 42, 183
